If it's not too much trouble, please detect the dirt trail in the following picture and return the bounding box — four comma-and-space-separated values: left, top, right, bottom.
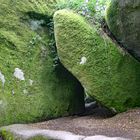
30, 108, 140, 140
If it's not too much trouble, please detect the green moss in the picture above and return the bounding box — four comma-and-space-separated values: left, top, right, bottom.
1, 129, 14, 140
105, 0, 120, 38
0, 129, 50, 140
54, 9, 140, 112
0, 1, 85, 126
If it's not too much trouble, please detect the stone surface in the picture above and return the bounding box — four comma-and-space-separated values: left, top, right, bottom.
105, 0, 140, 60
30, 108, 140, 139
54, 9, 140, 112
0, 124, 129, 140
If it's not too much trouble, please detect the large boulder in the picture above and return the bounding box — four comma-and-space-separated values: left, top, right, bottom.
105, 0, 140, 60
0, 1, 85, 126
54, 9, 140, 112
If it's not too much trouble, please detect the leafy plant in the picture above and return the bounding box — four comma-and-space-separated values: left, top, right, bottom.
55, 0, 84, 11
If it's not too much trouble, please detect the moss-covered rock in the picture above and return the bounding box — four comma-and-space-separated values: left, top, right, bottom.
54, 9, 140, 112
105, 0, 140, 60
0, 1, 85, 126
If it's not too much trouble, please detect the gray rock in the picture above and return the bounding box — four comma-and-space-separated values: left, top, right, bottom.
106, 0, 140, 60
0, 124, 130, 140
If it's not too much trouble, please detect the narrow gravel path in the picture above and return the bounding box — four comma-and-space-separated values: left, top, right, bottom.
30, 108, 140, 140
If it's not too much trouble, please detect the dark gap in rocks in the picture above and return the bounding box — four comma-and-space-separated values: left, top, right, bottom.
81, 94, 116, 118
55, 62, 116, 118
26, 11, 53, 26
101, 19, 140, 62
83, 105, 117, 118
55, 62, 85, 115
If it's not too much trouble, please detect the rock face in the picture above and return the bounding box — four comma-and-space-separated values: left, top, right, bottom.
0, 1, 85, 126
105, 0, 140, 60
54, 9, 140, 112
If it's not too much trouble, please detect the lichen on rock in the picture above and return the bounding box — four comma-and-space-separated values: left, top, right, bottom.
14, 68, 25, 81
0, 71, 5, 87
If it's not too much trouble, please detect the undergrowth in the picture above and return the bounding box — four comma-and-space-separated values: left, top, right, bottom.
54, 0, 110, 24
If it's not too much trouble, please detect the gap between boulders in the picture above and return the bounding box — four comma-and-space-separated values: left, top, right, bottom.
26, 11, 116, 118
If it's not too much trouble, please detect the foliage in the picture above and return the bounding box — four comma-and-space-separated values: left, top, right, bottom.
1, 129, 14, 140
0, 129, 49, 140
54, 0, 110, 23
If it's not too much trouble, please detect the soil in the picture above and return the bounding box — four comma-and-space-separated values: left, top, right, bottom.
30, 108, 140, 140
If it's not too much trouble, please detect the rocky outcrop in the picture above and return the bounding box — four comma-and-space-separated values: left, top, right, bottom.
54, 9, 140, 112
0, 1, 85, 126
105, 0, 140, 60
0, 0, 140, 128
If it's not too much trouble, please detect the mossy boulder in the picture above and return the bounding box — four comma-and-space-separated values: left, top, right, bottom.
0, 1, 85, 126
54, 9, 140, 112
105, 0, 140, 60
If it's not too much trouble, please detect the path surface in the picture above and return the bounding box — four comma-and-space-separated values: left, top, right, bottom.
30, 108, 140, 140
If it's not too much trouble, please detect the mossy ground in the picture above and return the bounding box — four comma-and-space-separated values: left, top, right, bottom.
54, 10, 140, 112
0, 1, 85, 126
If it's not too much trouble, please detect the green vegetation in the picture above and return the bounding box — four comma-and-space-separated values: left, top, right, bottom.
1, 129, 14, 140
0, 0, 85, 126
105, 0, 119, 37
0, 129, 49, 140
54, 9, 140, 112
54, 0, 110, 22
